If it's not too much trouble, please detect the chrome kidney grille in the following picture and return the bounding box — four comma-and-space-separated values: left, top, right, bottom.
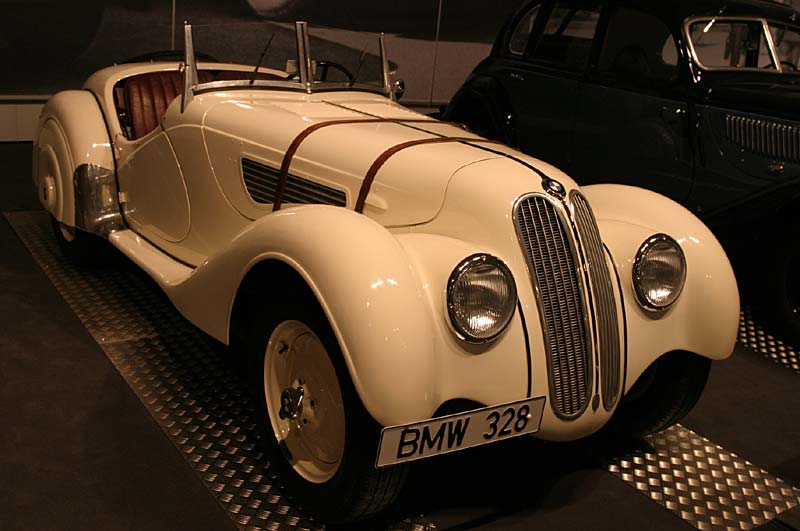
725, 113, 800, 163
514, 193, 621, 418
571, 191, 621, 411
514, 195, 591, 417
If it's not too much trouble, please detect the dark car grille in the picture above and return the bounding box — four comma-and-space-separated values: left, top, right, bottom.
241, 158, 347, 207
571, 191, 621, 410
725, 114, 800, 163
514, 195, 591, 418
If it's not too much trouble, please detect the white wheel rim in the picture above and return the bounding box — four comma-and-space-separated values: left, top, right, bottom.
264, 320, 345, 483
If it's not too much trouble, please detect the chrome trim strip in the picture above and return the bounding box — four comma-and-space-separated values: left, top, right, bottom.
570, 191, 621, 410
513, 193, 593, 419
379, 33, 392, 98
181, 23, 199, 112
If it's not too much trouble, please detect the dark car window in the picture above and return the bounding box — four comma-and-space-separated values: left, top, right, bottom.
597, 7, 678, 82
768, 23, 800, 70
529, 2, 601, 71
510, 4, 542, 55
689, 20, 776, 69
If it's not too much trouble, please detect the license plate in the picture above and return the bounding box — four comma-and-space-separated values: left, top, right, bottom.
375, 396, 546, 468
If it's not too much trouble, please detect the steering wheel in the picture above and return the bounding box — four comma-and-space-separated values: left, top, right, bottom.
315, 60, 355, 84
760, 60, 798, 71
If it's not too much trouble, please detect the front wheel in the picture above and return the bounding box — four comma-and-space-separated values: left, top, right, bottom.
605, 351, 711, 437
244, 301, 407, 524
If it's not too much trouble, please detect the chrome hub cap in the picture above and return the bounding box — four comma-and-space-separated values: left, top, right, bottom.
264, 320, 345, 483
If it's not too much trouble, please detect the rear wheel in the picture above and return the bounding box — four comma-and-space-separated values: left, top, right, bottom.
50, 216, 112, 266
244, 299, 407, 524
607, 351, 711, 437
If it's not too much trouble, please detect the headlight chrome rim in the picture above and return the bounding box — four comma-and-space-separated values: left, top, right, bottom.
632, 234, 687, 313
446, 254, 517, 344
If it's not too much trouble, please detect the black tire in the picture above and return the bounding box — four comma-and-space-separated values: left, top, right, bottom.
243, 297, 407, 524
607, 351, 711, 437
50, 216, 113, 266
759, 241, 800, 345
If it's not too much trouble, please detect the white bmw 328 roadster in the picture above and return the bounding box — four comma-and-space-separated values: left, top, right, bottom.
32, 21, 740, 524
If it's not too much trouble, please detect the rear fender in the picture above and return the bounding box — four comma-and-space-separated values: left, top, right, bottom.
166, 205, 436, 426
581, 184, 740, 392
32, 90, 114, 227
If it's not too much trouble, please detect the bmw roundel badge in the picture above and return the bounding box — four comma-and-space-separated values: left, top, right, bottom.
543, 178, 566, 197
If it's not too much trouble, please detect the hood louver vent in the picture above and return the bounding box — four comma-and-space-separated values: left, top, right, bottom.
241, 158, 347, 207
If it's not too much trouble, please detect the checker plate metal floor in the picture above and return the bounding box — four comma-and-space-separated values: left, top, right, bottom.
7, 210, 800, 531
738, 308, 800, 374
607, 426, 800, 530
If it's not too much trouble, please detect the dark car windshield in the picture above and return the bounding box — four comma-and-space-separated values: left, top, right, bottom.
687, 17, 800, 72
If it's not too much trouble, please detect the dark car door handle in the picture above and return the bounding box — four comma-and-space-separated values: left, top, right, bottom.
768, 163, 785, 176
660, 106, 686, 124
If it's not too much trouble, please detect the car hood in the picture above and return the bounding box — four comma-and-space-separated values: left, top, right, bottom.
197, 91, 508, 226
703, 77, 800, 121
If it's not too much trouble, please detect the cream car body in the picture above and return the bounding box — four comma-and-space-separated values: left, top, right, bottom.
32, 23, 739, 518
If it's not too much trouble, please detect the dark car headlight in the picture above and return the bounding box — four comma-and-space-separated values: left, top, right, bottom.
632, 234, 686, 312
447, 254, 517, 343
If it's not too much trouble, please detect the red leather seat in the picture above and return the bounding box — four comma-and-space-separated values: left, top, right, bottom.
124, 71, 183, 140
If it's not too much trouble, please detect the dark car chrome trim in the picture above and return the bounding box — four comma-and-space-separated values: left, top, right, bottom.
684, 16, 785, 72
725, 113, 800, 163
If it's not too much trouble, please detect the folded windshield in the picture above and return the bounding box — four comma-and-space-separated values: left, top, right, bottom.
687, 17, 800, 72
183, 21, 391, 94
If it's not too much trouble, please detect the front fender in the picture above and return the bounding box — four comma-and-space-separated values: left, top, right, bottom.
167, 205, 436, 426
581, 184, 740, 391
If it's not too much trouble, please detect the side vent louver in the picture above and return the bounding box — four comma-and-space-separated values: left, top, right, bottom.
725, 113, 800, 163
241, 158, 347, 207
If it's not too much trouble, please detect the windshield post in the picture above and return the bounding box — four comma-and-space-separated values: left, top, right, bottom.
295, 21, 313, 93
379, 33, 392, 99
762, 18, 784, 72
181, 22, 199, 112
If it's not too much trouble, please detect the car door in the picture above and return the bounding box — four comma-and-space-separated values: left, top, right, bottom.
496, 0, 603, 172
570, 4, 693, 203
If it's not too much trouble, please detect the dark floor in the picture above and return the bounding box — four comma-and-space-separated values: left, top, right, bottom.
2, 141, 798, 531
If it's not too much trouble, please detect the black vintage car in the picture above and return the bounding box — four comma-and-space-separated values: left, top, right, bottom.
444, 0, 800, 342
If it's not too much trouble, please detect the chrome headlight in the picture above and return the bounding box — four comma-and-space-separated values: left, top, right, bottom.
632, 234, 686, 312
447, 254, 517, 343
